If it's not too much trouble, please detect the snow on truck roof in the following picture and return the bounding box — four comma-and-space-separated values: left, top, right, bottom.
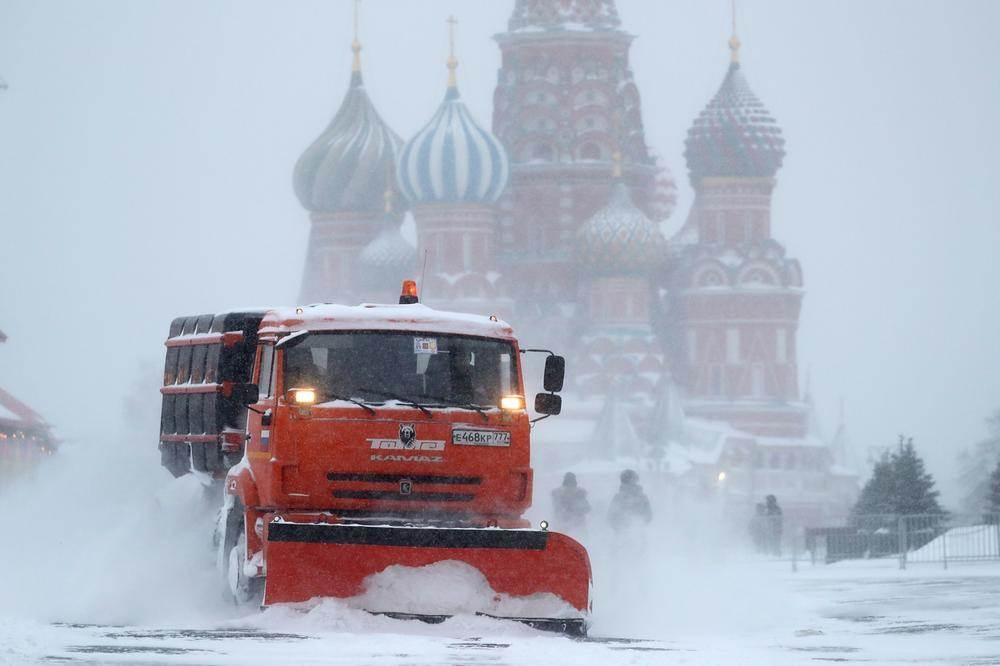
258, 303, 514, 339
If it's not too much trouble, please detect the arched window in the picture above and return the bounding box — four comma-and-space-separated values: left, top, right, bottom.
695, 268, 726, 288
579, 142, 602, 161
532, 143, 554, 161
573, 89, 608, 109
743, 269, 775, 285
575, 115, 608, 133
740, 265, 779, 287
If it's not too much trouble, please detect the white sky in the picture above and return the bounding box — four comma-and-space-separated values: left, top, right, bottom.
0, 1, 997, 503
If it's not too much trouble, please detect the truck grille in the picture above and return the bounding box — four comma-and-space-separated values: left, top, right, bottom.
326, 472, 481, 485
332, 490, 474, 502
327, 472, 482, 503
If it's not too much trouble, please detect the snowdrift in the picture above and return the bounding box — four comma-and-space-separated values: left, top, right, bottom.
911, 524, 1000, 560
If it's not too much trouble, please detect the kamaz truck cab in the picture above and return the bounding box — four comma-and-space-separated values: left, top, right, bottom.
159, 283, 591, 634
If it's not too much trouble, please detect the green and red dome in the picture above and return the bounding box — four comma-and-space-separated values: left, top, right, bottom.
684, 59, 785, 181
577, 181, 666, 275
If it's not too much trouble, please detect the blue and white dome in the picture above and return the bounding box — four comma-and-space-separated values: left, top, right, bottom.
397, 86, 510, 205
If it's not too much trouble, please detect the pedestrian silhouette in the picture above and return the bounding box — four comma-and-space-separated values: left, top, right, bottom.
608, 469, 652, 532
764, 494, 783, 556
551, 472, 591, 531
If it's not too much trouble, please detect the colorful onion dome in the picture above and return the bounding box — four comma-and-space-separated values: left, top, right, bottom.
293, 67, 403, 214
578, 180, 666, 275
684, 39, 785, 181
397, 46, 509, 207
357, 223, 418, 290
508, 0, 621, 32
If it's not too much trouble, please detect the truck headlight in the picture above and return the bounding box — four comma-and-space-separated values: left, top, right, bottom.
500, 395, 525, 411
289, 388, 317, 405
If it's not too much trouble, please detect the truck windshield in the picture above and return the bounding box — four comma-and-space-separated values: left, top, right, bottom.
282, 332, 518, 409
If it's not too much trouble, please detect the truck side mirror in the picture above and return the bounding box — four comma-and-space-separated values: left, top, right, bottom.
543, 355, 565, 393
535, 393, 562, 416
231, 383, 259, 406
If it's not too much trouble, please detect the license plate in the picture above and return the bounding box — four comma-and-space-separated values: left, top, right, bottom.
452, 429, 511, 447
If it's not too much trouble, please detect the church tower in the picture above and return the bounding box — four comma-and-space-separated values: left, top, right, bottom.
671, 28, 806, 438
574, 153, 666, 401
293, 4, 408, 304
492, 0, 675, 330
397, 18, 510, 315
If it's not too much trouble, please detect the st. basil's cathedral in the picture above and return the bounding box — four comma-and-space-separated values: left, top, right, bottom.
293, 0, 859, 524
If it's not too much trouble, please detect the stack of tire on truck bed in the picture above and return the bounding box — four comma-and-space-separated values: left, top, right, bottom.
159, 311, 266, 478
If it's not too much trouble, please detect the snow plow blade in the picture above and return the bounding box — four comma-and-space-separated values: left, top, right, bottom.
263, 522, 591, 635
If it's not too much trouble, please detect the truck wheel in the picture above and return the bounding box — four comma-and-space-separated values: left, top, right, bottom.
225, 518, 264, 607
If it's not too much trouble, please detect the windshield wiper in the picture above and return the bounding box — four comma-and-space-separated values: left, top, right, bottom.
355, 387, 432, 417
325, 393, 376, 416
415, 393, 490, 422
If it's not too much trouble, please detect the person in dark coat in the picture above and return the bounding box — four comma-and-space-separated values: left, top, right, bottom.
551, 472, 591, 531
764, 494, 784, 556
608, 469, 653, 532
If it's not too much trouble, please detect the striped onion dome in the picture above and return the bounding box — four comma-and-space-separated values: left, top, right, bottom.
357, 223, 418, 290
578, 181, 666, 275
294, 69, 403, 214
397, 85, 510, 205
684, 56, 785, 182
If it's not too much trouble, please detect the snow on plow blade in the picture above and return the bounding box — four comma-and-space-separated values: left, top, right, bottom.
263, 521, 591, 635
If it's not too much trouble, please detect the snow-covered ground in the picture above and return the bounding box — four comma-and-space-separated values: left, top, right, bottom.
4, 441, 1000, 664
6, 561, 1000, 664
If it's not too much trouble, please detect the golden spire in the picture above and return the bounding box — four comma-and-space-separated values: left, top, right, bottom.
728, 0, 741, 64
351, 0, 362, 73
446, 15, 459, 88
383, 163, 395, 215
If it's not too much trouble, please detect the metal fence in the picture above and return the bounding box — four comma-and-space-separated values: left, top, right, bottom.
803, 513, 1000, 569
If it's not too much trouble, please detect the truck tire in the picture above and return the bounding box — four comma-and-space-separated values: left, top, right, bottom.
222, 505, 264, 608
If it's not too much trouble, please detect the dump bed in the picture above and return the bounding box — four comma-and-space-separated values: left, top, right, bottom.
158, 310, 266, 477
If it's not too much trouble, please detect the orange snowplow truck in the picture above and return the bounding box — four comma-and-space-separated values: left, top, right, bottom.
158, 284, 591, 634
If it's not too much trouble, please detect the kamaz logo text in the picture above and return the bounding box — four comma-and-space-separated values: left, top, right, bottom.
371, 454, 443, 464
369, 439, 445, 451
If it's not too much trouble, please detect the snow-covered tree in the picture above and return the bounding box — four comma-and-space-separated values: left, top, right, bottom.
957, 410, 1000, 512
851, 452, 896, 517
891, 437, 942, 515
852, 436, 942, 517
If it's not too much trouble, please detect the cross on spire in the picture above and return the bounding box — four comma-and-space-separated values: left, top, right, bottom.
351, 0, 362, 72
447, 15, 459, 88
729, 0, 742, 64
